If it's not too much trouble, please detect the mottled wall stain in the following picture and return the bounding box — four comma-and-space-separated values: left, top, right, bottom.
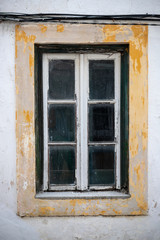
57, 24, 64, 32
29, 53, 34, 77
16, 24, 148, 217
39, 24, 47, 33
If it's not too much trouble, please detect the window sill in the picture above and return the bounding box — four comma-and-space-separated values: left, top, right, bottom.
36, 191, 130, 199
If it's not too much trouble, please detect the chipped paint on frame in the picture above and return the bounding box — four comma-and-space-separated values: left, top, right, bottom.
15, 23, 148, 216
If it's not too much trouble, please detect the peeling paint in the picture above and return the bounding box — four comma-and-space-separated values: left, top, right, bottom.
39, 24, 47, 33
57, 24, 64, 32
16, 23, 148, 217
23, 110, 33, 125
15, 25, 36, 53
29, 53, 34, 77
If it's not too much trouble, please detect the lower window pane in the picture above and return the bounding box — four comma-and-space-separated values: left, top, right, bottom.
49, 146, 75, 185
89, 145, 115, 185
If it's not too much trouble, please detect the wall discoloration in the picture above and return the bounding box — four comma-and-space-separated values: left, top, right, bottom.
57, 24, 64, 32
29, 53, 34, 77
39, 24, 47, 33
16, 23, 148, 216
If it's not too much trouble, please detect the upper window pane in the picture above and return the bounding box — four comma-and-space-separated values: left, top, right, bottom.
49, 60, 75, 99
89, 60, 114, 100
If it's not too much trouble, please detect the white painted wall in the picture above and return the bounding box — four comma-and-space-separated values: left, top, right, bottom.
0, 22, 17, 213
0, 0, 160, 239
0, 0, 160, 15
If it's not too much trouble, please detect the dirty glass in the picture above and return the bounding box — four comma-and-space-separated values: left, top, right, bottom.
89, 60, 114, 100
49, 60, 75, 100
89, 104, 114, 142
48, 104, 75, 142
49, 146, 75, 184
89, 145, 115, 185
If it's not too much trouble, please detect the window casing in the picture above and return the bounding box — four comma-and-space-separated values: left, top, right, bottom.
42, 52, 121, 192
16, 23, 148, 216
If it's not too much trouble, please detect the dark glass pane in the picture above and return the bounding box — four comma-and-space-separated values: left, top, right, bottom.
48, 104, 75, 142
89, 104, 114, 141
49, 146, 75, 184
89, 145, 115, 185
89, 60, 114, 100
49, 60, 75, 99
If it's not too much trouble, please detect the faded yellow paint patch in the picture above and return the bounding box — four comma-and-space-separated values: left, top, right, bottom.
102, 25, 120, 42
57, 24, 64, 32
29, 53, 34, 77
113, 209, 122, 215
15, 44, 17, 58
134, 164, 141, 182
142, 122, 148, 151
15, 25, 36, 53
39, 206, 55, 215
130, 210, 143, 215
16, 85, 19, 94
16, 25, 36, 43
16, 24, 148, 217
39, 24, 47, 33
23, 110, 33, 124
129, 26, 148, 75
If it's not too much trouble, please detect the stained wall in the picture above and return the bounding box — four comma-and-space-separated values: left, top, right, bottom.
0, 0, 160, 239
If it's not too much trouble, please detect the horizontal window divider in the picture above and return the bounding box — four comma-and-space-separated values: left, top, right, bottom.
89, 185, 115, 190
88, 142, 116, 145
48, 142, 76, 146
47, 100, 76, 104
49, 185, 76, 191
88, 100, 116, 104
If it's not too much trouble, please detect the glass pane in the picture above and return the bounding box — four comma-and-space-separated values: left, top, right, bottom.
48, 104, 75, 142
49, 60, 75, 99
49, 146, 75, 185
89, 60, 114, 100
89, 104, 114, 141
89, 145, 115, 185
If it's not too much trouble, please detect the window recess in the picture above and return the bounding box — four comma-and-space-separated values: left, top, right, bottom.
42, 52, 121, 192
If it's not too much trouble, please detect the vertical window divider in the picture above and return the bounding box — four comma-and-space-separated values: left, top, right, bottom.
43, 54, 49, 191
79, 54, 88, 190
75, 54, 81, 190
115, 53, 121, 189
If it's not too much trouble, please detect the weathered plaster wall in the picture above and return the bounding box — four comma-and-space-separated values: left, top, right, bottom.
0, 23, 17, 213
0, 0, 160, 239
0, 0, 160, 14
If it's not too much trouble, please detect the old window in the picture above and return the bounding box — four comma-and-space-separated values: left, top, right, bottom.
16, 24, 148, 216
38, 46, 128, 195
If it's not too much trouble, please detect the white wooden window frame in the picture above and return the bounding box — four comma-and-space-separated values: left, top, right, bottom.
43, 52, 121, 192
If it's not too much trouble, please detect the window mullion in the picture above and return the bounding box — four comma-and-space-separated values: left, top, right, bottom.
115, 54, 121, 189
78, 54, 88, 190
43, 54, 49, 191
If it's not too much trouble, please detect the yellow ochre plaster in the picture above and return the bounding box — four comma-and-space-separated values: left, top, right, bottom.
15, 23, 148, 216
57, 24, 64, 32
39, 24, 48, 33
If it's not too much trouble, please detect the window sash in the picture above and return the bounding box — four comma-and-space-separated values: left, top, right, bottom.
43, 53, 121, 191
